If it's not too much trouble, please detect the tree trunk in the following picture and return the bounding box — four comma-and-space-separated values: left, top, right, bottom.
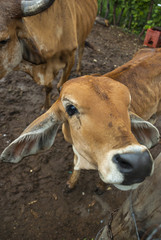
146, 0, 154, 21
128, 14, 133, 29
99, 0, 104, 16
139, 0, 154, 38
99, 153, 161, 239
113, 0, 118, 25
105, 0, 110, 19
116, 7, 125, 25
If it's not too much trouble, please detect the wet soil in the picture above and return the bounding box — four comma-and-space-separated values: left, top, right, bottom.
0, 23, 160, 240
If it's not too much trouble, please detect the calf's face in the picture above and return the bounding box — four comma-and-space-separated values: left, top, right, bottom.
1, 76, 159, 190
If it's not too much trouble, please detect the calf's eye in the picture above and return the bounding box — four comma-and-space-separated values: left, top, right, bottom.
66, 104, 78, 117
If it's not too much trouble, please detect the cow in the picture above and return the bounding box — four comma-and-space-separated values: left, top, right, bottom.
104, 48, 161, 125
1, 72, 160, 191
0, 0, 98, 109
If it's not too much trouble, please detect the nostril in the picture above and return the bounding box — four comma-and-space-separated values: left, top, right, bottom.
112, 151, 153, 185
118, 159, 133, 170
113, 154, 133, 172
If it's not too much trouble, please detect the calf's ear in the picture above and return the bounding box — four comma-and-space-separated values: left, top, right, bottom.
130, 112, 160, 149
0, 103, 63, 163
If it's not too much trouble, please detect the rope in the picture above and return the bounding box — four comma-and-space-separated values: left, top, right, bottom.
130, 191, 141, 240
95, 212, 113, 240
95, 190, 161, 240
146, 224, 161, 240
95, 227, 105, 240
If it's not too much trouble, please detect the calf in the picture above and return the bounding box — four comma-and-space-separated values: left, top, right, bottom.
1, 75, 159, 191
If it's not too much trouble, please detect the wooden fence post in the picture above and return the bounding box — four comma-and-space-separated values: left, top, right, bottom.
98, 153, 161, 240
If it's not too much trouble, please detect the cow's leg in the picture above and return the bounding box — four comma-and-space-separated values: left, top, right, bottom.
76, 41, 85, 76
66, 170, 80, 190
44, 83, 52, 110
57, 51, 75, 90
17, 61, 53, 110
66, 154, 80, 190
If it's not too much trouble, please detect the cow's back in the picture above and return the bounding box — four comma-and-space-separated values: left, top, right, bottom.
76, 0, 98, 44
104, 48, 161, 121
22, 0, 97, 59
23, 0, 78, 59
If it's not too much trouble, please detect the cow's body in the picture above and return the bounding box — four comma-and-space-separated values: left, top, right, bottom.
0, 0, 98, 108
1, 69, 160, 191
104, 48, 161, 124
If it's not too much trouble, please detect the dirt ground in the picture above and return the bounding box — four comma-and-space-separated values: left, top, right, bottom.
0, 23, 161, 240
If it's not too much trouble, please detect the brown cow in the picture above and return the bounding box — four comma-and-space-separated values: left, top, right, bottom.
1, 74, 159, 191
104, 48, 161, 124
0, 0, 98, 109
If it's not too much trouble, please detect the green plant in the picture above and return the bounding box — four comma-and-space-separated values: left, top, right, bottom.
98, 0, 161, 36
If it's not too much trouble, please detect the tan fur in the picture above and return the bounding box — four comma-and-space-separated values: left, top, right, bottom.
104, 48, 161, 123
1, 50, 159, 191
63, 48, 161, 189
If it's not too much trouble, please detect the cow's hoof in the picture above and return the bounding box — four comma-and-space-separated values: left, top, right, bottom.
63, 184, 75, 194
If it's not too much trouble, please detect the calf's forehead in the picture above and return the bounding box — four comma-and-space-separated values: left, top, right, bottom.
59, 76, 135, 152
60, 76, 131, 110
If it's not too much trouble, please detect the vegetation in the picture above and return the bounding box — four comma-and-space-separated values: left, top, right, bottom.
98, 0, 161, 37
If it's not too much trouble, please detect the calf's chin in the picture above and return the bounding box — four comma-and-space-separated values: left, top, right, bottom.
114, 183, 140, 191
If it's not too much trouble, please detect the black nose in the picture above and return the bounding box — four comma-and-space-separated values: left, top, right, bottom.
112, 150, 153, 185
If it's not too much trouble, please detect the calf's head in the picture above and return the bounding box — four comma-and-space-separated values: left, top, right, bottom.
1, 76, 160, 190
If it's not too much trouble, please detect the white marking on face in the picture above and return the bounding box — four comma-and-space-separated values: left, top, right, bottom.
37, 72, 45, 85
98, 144, 151, 185
56, 26, 63, 40
73, 146, 97, 170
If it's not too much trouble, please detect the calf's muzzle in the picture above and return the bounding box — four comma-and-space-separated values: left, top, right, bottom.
112, 150, 153, 185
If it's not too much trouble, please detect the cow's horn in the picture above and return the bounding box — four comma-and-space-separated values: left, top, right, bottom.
21, 0, 55, 17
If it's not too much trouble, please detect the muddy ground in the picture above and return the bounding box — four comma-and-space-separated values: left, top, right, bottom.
0, 23, 161, 240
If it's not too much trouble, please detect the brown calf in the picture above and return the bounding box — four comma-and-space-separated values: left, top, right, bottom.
1, 74, 159, 191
